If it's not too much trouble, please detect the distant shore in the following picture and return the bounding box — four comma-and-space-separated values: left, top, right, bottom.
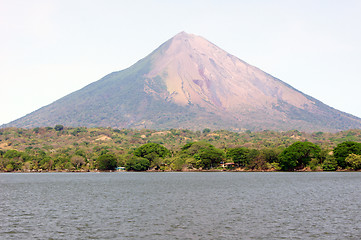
1, 168, 358, 173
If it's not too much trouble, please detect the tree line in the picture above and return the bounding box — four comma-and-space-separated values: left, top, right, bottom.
1, 137, 361, 172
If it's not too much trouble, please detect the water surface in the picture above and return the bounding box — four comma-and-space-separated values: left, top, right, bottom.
0, 172, 360, 239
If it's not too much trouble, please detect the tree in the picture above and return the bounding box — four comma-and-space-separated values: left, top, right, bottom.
33, 127, 40, 134
5, 163, 14, 172
39, 156, 53, 170
279, 141, 321, 171
71, 155, 85, 169
97, 153, 117, 170
195, 148, 224, 169
261, 148, 280, 163
170, 156, 186, 171
226, 147, 250, 167
345, 153, 361, 170
134, 143, 170, 168
202, 128, 211, 134
333, 141, 361, 168
125, 156, 150, 171
322, 155, 338, 171
247, 149, 273, 170
4, 150, 22, 159
182, 142, 224, 169
54, 125, 64, 131
53, 155, 70, 171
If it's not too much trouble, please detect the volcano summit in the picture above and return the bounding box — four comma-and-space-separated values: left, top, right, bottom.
4, 32, 361, 131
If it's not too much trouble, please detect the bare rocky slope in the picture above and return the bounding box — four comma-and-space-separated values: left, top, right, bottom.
3, 32, 361, 132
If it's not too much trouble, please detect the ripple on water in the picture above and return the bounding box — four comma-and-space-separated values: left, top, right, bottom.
0, 172, 360, 239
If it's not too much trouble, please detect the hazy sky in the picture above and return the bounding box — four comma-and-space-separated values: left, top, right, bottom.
1, 0, 361, 126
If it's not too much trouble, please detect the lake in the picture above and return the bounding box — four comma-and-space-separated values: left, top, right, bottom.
0, 172, 360, 239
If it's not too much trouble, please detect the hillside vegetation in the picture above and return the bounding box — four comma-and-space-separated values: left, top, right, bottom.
1, 126, 361, 172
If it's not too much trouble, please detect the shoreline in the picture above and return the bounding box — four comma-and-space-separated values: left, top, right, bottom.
1, 169, 358, 173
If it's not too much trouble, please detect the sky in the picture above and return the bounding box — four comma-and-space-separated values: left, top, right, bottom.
1, 0, 361, 126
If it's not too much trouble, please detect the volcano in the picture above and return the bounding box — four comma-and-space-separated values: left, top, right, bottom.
4, 32, 361, 132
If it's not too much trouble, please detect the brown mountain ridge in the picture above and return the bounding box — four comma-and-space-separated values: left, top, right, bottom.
3, 32, 361, 132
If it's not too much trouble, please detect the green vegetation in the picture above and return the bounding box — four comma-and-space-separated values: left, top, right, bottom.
345, 154, 361, 170
322, 155, 338, 171
125, 156, 150, 171
133, 143, 170, 169
54, 125, 64, 131
1, 127, 361, 172
181, 141, 225, 169
333, 141, 361, 168
97, 153, 117, 170
279, 142, 320, 171
226, 147, 251, 168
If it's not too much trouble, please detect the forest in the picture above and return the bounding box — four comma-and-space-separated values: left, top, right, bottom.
1, 126, 361, 172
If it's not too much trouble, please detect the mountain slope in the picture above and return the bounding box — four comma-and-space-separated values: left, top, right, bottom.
4, 32, 361, 132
